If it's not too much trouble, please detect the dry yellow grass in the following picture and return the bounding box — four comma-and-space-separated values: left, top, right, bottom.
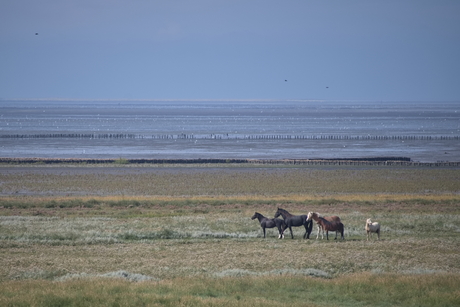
1, 192, 459, 204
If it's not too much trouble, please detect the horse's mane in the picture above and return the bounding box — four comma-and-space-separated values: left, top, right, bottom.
308, 212, 321, 220
276, 208, 293, 217
277, 208, 290, 214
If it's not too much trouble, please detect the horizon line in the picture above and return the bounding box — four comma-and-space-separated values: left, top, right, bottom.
1, 98, 456, 103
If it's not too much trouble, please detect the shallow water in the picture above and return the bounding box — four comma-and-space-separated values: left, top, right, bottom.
1, 100, 459, 162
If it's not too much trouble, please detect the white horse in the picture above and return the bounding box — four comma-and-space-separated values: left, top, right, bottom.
365, 218, 380, 240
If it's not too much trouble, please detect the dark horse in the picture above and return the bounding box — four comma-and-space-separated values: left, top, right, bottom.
274, 208, 313, 239
251, 212, 286, 238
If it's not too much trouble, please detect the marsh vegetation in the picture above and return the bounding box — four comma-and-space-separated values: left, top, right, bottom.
1, 164, 459, 306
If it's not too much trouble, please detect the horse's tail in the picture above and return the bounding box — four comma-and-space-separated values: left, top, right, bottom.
339, 222, 345, 238
306, 218, 313, 234
281, 220, 287, 232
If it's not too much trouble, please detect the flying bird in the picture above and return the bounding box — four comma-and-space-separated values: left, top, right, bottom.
35, 33, 38, 35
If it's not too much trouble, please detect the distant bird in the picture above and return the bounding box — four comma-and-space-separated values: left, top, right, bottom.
35, 33, 38, 35
326, 86, 329, 88
285, 80, 287, 82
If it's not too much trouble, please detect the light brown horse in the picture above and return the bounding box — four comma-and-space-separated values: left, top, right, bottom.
306, 212, 341, 239
306, 212, 344, 240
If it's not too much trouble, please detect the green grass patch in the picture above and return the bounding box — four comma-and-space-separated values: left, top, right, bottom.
113, 158, 129, 165
1, 274, 459, 307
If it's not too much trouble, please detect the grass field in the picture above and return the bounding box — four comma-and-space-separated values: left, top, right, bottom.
1, 164, 459, 306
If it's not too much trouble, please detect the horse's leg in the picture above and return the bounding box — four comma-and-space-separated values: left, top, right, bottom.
303, 225, 309, 239
305, 221, 312, 239
289, 226, 294, 239
277, 225, 283, 239
326, 230, 329, 240
263, 227, 266, 238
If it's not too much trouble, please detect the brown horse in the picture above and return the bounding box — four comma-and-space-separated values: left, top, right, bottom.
306, 212, 344, 240
307, 212, 341, 239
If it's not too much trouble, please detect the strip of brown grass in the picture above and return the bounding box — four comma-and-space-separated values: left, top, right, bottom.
1, 166, 459, 198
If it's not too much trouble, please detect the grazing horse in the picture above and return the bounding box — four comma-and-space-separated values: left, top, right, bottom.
306, 212, 344, 240
274, 208, 313, 239
251, 212, 286, 238
307, 212, 342, 240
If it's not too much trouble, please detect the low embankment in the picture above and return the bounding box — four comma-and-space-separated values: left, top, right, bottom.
1, 156, 460, 167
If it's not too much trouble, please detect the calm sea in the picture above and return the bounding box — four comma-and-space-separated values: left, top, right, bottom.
1, 100, 459, 162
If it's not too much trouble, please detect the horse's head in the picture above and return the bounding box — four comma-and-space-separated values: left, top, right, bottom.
251, 212, 258, 220
274, 209, 281, 218
307, 212, 319, 222
366, 218, 372, 225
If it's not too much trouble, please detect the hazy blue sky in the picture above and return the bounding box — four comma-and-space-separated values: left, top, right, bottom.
1, 1, 459, 101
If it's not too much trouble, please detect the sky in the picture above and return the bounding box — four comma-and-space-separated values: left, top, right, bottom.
1, 0, 460, 101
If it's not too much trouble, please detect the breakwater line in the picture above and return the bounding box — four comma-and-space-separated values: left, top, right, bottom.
1, 157, 459, 167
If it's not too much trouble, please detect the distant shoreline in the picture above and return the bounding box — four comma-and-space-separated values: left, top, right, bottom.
1, 157, 459, 167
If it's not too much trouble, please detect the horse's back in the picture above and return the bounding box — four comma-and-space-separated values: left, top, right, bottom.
286, 215, 306, 226
322, 218, 343, 231
263, 218, 277, 228
325, 215, 341, 223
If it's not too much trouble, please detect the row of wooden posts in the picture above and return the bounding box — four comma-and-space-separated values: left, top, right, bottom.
1, 133, 459, 141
